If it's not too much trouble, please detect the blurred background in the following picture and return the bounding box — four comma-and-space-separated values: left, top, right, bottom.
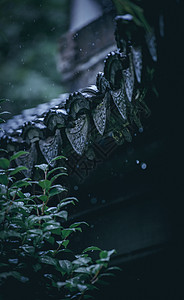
0, 0, 70, 117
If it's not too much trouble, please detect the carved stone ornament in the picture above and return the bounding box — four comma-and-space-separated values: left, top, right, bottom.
65, 114, 88, 156
44, 108, 67, 132
96, 72, 110, 95
92, 93, 108, 135
0, 13, 156, 176
123, 53, 135, 102
131, 45, 142, 83
39, 129, 62, 166
110, 84, 127, 120
65, 92, 90, 119
145, 29, 157, 62
15, 143, 37, 178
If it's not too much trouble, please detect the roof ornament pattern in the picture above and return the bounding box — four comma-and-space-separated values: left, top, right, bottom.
1, 14, 156, 178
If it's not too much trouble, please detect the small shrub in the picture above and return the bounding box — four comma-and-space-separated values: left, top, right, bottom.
0, 151, 119, 300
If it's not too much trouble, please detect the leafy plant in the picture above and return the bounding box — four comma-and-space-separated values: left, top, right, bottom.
0, 149, 120, 300
112, 0, 151, 32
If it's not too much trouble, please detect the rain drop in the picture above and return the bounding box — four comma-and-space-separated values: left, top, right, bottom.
141, 162, 147, 170
136, 160, 139, 164
74, 185, 78, 191
90, 197, 97, 205
139, 127, 144, 133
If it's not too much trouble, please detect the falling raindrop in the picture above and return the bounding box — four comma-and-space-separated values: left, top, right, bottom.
136, 160, 139, 164
139, 127, 143, 133
90, 197, 97, 205
141, 162, 147, 170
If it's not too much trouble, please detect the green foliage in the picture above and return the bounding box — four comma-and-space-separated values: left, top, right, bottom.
0, 150, 119, 300
112, 0, 151, 32
0, 0, 70, 118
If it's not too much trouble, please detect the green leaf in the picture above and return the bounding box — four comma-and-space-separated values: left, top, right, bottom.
0, 118, 5, 124
37, 194, 48, 202
98, 249, 116, 262
35, 164, 48, 172
50, 172, 68, 184
0, 158, 10, 169
47, 166, 67, 177
84, 295, 94, 299
62, 239, 69, 248
61, 228, 75, 239
0, 174, 8, 185
10, 151, 29, 161
28, 229, 43, 235
57, 200, 75, 210
74, 267, 91, 274
70, 222, 89, 228
40, 256, 57, 266
77, 284, 88, 292
11, 180, 31, 188
0, 111, 11, 116
73, 257, 92, 266
38, 179, 51, 191
0, 271, 28, 282
98, 272, 115, 278
49, 185, 66, 197
0, 149, 8, 153
21, 245, 35, 255
55, 210, 68, 221
33, 263, 42, 272
56, 282, 66, 289
107, 266, 122, 272
49, 155, 67, 164
9, 166, 28, 175
59, 260, 73, 275
99, 250, 108, 259
82, 246, 101, 253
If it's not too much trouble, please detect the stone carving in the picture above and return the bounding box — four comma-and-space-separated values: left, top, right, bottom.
1, 14, 156, 177
65, 115, 88, 156
15, 143, 37, 177
65, 92, 90, 119
131, 46, 142, 83
92, 93, 108, 135
39, 129, 62, 166
123, 52, 135, 102
145, 29, 157, 62
44, 108, 67, 132
110, 85, 127, 120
